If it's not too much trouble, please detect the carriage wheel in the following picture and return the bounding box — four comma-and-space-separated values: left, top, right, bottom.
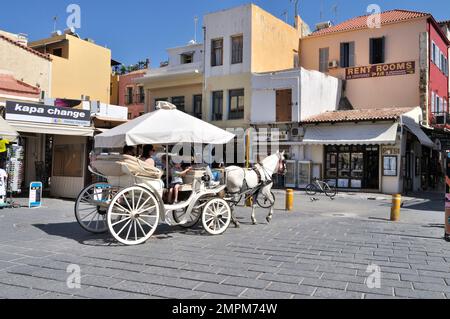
202, 198, 232, 236
75, 183, 114, 234
256, 191, 276, 209
107, 186, 160, 245
172, 206, 202, 228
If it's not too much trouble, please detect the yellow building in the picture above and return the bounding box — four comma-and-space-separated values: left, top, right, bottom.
29, 33, 111, 103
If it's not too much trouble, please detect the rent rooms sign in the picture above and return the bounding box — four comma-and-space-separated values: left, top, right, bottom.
346, 61, 415, 80
5, 101, 91, 127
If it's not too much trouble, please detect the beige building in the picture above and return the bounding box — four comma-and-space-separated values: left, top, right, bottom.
140, 42, 204, 118
0, 32, 52, 99
29, 32, 111, 103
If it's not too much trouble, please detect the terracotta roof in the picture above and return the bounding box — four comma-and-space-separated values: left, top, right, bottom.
0, 73, 40, 98
0, 34, 52, 61
309, 9, 430, 37
302, 107, 416, 124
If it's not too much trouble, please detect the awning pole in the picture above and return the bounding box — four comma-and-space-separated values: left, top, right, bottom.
166, 144, 169, 188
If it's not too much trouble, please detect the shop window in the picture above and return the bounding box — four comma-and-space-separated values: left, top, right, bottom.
383, 156, 398, 176
53, 144, 83, 177
370, 37, 385, 64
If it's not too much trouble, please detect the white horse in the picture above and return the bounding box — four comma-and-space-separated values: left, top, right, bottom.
225, 151, 287, 226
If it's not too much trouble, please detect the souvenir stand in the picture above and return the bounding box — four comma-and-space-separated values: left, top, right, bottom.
0, 117, 20, 208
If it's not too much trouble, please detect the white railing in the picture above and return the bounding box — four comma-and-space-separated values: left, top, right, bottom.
143, 62, 204, 78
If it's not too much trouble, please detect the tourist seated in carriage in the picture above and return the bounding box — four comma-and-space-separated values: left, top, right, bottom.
141, 144, 157, 167
123, 145, 136, 157
168, 162, 192, 204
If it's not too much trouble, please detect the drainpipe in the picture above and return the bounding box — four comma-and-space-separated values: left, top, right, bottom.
202, 25, 207, 121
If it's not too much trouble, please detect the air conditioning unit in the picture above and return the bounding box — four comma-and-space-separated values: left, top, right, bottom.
291, 127, 304, 141
328, 60, 339, 69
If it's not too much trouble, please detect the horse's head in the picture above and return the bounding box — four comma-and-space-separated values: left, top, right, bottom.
277, 151, 287, 176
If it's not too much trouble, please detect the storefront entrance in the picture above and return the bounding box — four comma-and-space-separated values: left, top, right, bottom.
325, 145, 380, 190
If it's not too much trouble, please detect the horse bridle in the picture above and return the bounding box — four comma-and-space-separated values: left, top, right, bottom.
278, 153, 287, 176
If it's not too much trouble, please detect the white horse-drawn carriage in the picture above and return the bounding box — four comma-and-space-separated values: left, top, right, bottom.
74, 102, 287, 245
75, 154, 232, 245
74, 102, 236, 246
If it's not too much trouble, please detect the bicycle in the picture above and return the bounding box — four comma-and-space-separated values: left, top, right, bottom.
305, 178, 337, 199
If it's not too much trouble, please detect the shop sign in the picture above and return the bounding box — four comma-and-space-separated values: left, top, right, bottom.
29, 182, 42, 208
431, 131, 450, 150
5, 101, 91, 127
382, 146, 400, 156
346, 61, 415, 80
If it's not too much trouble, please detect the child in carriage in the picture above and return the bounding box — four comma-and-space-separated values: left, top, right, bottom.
168, 162, 192, 204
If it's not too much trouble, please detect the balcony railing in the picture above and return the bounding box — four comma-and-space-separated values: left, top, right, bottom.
431, 112, 450, 126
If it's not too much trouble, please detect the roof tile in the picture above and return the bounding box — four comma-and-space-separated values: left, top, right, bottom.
309, 9, 430, 37
302, 107, 416, 124
0, 34, 52, 61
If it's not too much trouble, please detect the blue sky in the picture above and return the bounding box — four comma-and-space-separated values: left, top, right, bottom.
1, 0, 449, 67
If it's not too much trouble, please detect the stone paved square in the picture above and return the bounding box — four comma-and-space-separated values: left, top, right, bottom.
0, 191, 448, 299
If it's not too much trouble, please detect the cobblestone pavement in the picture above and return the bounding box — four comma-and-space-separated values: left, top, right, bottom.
0, 191, 448, 299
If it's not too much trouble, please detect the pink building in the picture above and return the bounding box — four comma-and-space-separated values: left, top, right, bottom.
300, 10, 449, 130
118, 70, 147, 119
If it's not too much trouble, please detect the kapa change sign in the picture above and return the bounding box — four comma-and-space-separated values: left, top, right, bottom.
5, 101, 91, 127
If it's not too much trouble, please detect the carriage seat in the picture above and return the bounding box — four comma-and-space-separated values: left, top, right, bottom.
92, 154, 162, 180
119, 155, 163, 180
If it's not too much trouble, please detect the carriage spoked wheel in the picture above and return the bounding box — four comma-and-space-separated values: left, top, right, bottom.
107, 186, 160, 246
172, 205, 202, 229
256, 191, 276, 209
75, 183, 115, 234
201, 198, 232, 236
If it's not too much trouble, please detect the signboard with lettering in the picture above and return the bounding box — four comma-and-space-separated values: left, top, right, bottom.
29, 182, 42, 208
5, 101, 91, 127
346, 61, 415, 80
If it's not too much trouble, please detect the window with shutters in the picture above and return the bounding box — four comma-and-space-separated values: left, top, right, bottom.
340, 42, 355, 68
319, 48, 329, 72
211, 39, 223, 67
228, 89, 244, 120
211, 91, 223, 121
231, 35, 243, 64
370, 37, 385, 64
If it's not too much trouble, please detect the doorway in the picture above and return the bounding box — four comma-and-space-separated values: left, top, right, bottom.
363, 146, 380, 190
276, 89, 292, 122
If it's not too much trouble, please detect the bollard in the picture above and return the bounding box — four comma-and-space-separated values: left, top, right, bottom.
445, 207, 450, 242
286, 189, 294, 212
390, 194, 402, 221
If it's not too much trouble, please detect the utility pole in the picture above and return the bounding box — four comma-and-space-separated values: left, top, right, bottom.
194, 16, 199, 43
291, 0, 299, 27
53, 16, 58, 32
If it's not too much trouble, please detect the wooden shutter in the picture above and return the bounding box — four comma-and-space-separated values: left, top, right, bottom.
369, 38, 374, 64
340, 43, 345, 68
349, 42, 355, 67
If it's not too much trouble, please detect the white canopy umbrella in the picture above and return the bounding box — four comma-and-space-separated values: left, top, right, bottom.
95, 102, 235, 148
0, 117, 19, 142
95, 102, 235, 187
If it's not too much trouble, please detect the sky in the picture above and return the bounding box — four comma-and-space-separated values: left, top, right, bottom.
1, 0, 449, 67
